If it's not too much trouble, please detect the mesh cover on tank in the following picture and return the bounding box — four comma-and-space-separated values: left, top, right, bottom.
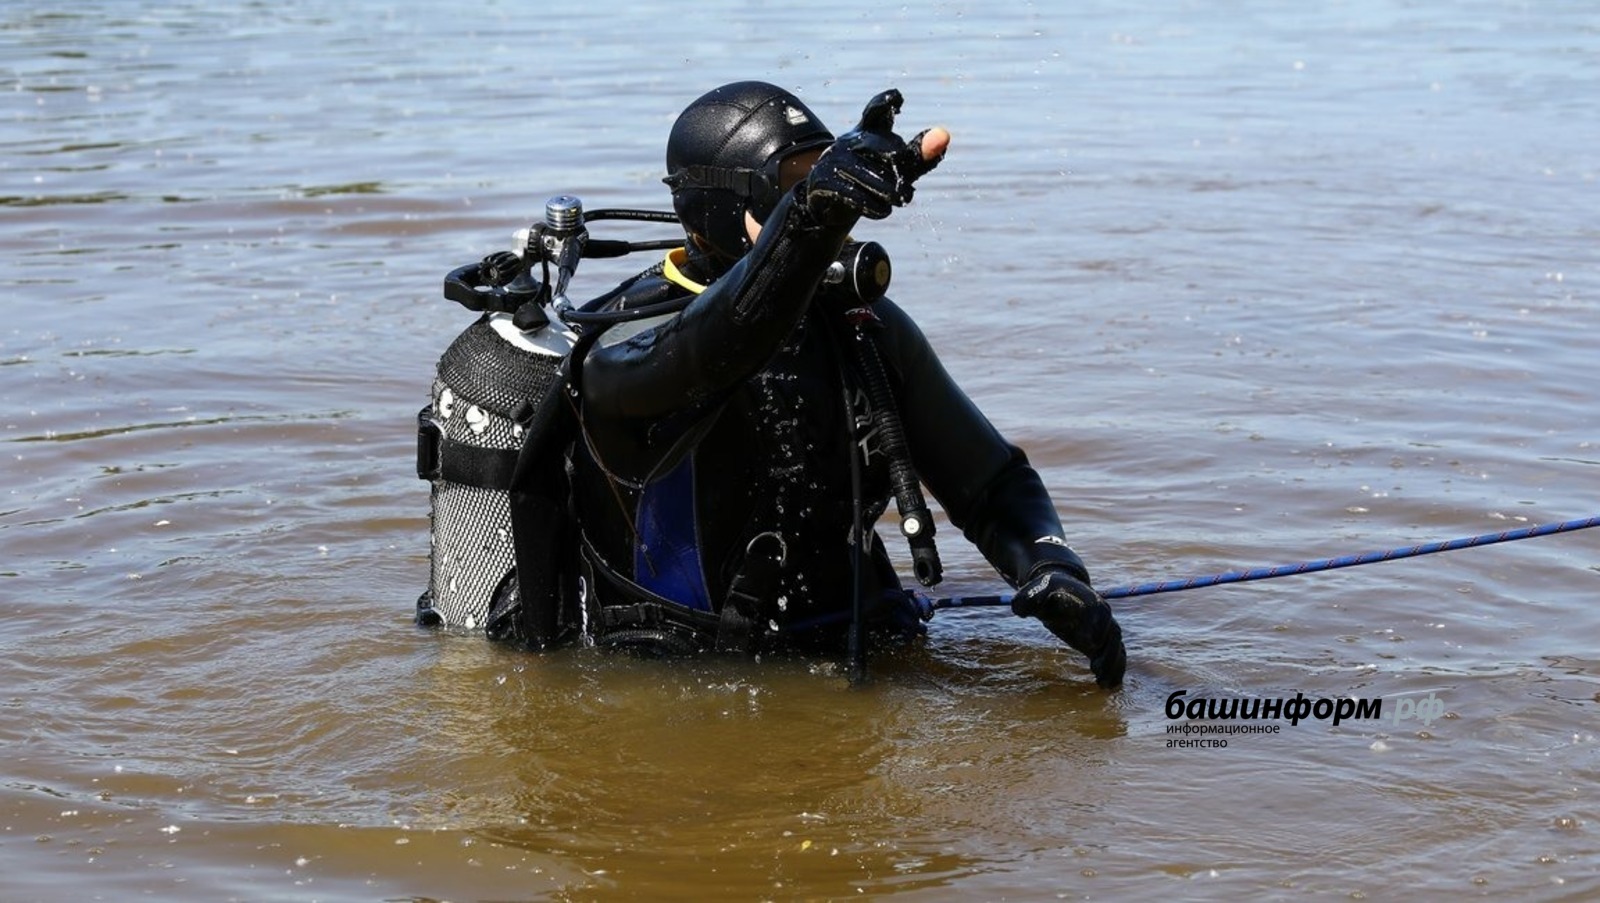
425, 319, 564, 628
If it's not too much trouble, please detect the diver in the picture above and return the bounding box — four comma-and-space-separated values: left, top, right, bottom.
548, 81, 1125, 687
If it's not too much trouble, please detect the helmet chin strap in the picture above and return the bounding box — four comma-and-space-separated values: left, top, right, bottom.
678, 231, 744, 280
686, 199, 777, 276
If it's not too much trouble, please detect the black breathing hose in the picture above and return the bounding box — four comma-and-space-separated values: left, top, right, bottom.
845, 315, 943, 588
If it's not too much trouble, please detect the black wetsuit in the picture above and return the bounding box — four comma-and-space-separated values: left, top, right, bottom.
570, 190, 1087, 652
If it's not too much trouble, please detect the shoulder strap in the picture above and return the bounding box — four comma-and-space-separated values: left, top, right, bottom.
500, 326, 608, 649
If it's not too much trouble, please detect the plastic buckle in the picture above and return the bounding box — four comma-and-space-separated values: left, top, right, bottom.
416, 406, 443, 480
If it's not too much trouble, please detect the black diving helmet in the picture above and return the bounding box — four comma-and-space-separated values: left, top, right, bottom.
662, 80, 835, 266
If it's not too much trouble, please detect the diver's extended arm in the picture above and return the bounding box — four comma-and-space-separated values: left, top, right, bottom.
580, 189, 846, 427
878, 301, 1127, 687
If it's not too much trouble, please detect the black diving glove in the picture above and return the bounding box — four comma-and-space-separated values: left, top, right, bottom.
1013, 566, 1127, 689
803, 88, 943, 227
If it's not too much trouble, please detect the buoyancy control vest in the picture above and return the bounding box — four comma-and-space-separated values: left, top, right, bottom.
415, 196, 601, 645
415, 193, 914, 656
416, 196, 701, 647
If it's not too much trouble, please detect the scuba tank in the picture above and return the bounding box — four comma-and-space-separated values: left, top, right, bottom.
415, 197, 586, 635
415, 195, 692, 645
416, 317, 569, 632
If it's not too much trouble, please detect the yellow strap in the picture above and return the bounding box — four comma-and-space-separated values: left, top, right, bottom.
661, 247, 708, 295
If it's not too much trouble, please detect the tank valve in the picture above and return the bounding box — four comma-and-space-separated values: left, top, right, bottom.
545, 195, 584, 233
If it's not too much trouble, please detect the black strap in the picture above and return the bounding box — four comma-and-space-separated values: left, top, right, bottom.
578, 530, 793, 653
580, 539, 723, 637
440, 439, 520, 489
416, 406, 524, 491
663, 164, 759, 197
504, 365, 581, 649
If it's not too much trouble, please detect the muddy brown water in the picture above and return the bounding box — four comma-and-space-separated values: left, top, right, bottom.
2, 2, 1596, 900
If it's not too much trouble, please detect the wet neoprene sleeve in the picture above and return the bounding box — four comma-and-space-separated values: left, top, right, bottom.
871, 299, 1091, 588
579, 190, 850, 478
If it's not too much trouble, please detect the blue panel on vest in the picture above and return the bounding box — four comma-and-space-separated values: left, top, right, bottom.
634, 454, 713, 611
